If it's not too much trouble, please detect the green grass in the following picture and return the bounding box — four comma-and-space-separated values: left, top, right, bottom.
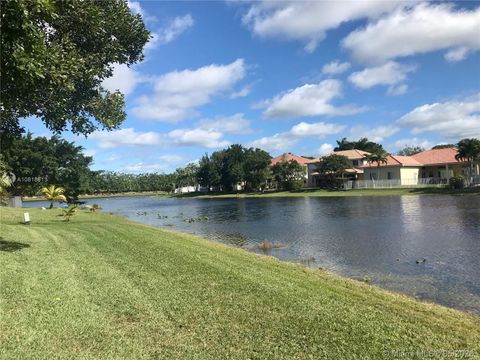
1, 208, 479, 359
174, 187, 480, 199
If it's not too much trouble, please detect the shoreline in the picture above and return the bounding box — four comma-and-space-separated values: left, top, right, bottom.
173, 187, 480, 199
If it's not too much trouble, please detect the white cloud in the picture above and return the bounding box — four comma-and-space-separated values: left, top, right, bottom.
322, 61, 351, 75
342, 3, 480, 64
122, 162, 169, 173
197, 113, 253, 135
127, 1, 143, 16
132, 59, 246, 122
350, 125, 399, 142
168, 128, 230, 149
84, 149, 97, 157
90, 128, 164, 149
387, 84, 408, 96
261, 80, 367, 119
348, 61, 416, 90
242, 1, 403, 52
397, 94, 480, 139
290, 122, 345, 137
249, 133, 297, 153
394, 138, 433, 150
230, 84, 252, 99
102, 63, 144, 96
158, 14, 194, 44
318, 143, 334, 156
159, 155, 183, 163
249, 121, 344, 152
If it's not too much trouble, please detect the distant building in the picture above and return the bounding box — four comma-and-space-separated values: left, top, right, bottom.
306, 150, 370, 187
271, 153, 311, 187
361, 148, 477, 186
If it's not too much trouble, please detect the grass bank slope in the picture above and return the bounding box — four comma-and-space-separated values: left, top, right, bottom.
1, 208, 478, 359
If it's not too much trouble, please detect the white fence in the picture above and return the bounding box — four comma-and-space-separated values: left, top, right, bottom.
345, 178, 447, 190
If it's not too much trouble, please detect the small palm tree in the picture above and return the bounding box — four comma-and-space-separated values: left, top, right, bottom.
60, 205, 77, 222
366, 150, 389, 185
456, 138, 480, 184
41, 185, 67, 209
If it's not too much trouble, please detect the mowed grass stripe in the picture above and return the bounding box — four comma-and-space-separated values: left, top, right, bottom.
0, 208, 479, 359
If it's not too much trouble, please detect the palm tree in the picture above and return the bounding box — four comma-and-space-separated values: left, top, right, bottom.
41, 185, 66, 209
366, 150, 389, 186
456, 138, 480, 184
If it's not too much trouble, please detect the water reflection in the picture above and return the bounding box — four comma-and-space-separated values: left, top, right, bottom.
25, 194, 480, 315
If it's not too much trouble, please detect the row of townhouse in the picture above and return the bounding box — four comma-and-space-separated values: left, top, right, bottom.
273, 148, 479, 188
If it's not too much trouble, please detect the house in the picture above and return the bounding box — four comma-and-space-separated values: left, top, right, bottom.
361, 148, 475, 186
306, 150, 370, 187
411, 148, 472, 180
361, 155, 422, 186
271, 153, 311, 186
271, 153, 311, 167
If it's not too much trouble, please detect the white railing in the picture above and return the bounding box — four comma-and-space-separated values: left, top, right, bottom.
345, 178, 447, 190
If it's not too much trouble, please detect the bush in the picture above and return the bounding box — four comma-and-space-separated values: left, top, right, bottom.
449, 175, 465, 189
316, 176, 345, 190
284, 180, 304, 191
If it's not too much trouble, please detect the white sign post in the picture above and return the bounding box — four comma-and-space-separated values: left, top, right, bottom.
23, 212, 30, 225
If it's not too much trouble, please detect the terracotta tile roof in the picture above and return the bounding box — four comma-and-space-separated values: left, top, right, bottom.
411, 148, 462, 165
332, 149, 371, 159
271, 153, 311, 166
361, 155, 422, 168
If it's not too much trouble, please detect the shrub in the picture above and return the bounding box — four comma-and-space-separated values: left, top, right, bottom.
449, 175, 465, 189
284, 180, 304, 191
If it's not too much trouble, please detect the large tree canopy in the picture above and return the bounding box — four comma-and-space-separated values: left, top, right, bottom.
334, 137, 384, 153
1, 0, 150, 138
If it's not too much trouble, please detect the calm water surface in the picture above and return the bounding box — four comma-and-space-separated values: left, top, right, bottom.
26, 195, 480, 314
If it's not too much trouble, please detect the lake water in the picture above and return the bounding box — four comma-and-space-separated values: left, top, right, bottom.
26, 194, 480, 315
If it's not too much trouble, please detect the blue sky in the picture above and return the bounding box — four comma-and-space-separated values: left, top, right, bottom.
23, 1, 480, 173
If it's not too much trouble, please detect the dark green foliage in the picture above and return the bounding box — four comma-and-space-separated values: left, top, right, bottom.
198, 145, 271, 192
87, 171, 177, 194
449, 176, 465, 189
315, 154, 350, 189
366, 150, 389, 167
175, 163, 199, 189
2, 133, 92, 201
455, 138, 480, 183
271, 160, 305, 190
397, 146, 424, 156
432, 144, 456, 150
1, 0, 150, 139
316, 154, 350, 176
334, 137, 384, 153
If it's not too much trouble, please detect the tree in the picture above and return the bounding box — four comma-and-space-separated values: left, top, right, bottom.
41, 185, 66, 209
1, 0, 150, 140
197, 154, 221, 191
271, 160, 305, 191
2, 133, 93, 201
315, 154, 350, 189
432, 144, 456, 150
397, 146, 424, 156
455, 138, 480, 184
334, 137, 384, 153
366, 150, 388, 179
243, 148, 271, 191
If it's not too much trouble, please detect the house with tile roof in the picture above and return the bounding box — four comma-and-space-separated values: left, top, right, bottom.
271, 153, 311, 187
306, 150, 371, 187
360, 147, 474, 186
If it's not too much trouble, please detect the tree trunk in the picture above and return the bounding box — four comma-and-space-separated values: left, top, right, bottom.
49, 202, 53, 209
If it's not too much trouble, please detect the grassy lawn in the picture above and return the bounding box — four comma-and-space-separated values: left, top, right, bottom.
1, 208, 479, 359
174, 187, 480, 199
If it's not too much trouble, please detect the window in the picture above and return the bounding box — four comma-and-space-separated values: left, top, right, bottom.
352, 160, 359, 166
387, 172, 393, 180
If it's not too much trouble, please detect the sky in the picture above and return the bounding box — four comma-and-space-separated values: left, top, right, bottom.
23, 0, 480, 173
